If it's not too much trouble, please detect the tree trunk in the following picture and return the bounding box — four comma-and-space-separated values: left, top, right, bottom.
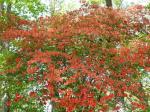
7, 3, 12, 14
2, 93, 10, 112
6, 3, 12, 20
0, 2, 4, 16
105, 0, 112, 7
50, 0, 57, 16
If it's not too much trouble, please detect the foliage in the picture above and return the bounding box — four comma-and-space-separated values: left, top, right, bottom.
113, 0, 123, 8
81, 0, 123, 8
146, 3, 150, 9
0, 0, 46, 19
0, 4, 150, 112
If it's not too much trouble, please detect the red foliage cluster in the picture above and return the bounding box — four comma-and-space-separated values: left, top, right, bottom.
1, 5, 150, 111
127, 5, 150, 34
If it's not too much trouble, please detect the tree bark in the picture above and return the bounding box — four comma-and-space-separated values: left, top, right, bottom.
50, 0, 57, 16
6, 3, 12, 20
2, 93, 10, 112
105, 0, 112, 7
7, 3, 12, 14
0, 2, 4, 16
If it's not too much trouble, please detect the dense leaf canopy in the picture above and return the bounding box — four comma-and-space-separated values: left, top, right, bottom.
0, 3, 150, 112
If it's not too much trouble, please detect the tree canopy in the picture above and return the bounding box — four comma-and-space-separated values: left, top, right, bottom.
0, 1, 150, 112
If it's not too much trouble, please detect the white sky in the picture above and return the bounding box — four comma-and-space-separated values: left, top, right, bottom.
122, 0, 150, 7
41, 0, 150, 6
41, 0, 150, 12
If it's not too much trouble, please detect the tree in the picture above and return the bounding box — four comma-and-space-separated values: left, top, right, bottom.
105, 0, 112, 7
48, 0, 79, 16
0, 0, 46, 110
87, 0, 124, 8
0, 4, 150, 112
87, 0, 102, 5
146, 2, 150, 9
113, 0, 123, 8
0, 0, 46, 19
0, 1, 4, 15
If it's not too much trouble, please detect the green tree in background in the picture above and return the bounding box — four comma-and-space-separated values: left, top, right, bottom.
48, 0, 79, 16
86, 0, 124, 8
113, 0, 123, 8
0, 0, 46, 19
146, 2, 150, 9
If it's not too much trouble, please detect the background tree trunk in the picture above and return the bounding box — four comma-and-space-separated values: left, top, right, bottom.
0, 2, 4, 16
2, 93, 10, 112
7, 3, 12, 14
6, 3, 12, 20
50, 0, 57, 16
105, 0, 112, 7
